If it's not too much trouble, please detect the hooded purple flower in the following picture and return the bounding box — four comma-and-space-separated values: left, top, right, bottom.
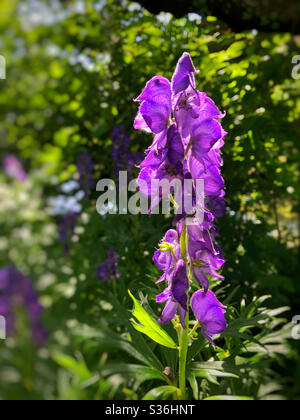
191, 289, 227, 345
157, 259, 189, 328
3, 155, 27, 181
171, 52, 199, 96
134, 76, 172, 136
153, 229, 181, 283
98, 248, 121, 282
0, 266, 48, 347
174, 88, 225, 141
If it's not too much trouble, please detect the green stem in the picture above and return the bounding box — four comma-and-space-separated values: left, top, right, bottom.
188, 320, 200, 339
178, 313, 189, 400
177, 222, 190, 400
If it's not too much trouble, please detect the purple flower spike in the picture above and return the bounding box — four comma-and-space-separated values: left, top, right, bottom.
134, 52, 228, 336
98, 263, 109, 282
191, 289, 227, 345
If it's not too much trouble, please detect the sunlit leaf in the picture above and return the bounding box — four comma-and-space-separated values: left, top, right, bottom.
128, 290, 178, 349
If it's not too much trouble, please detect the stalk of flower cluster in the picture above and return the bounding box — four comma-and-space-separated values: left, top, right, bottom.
134, 52, 228, 398
177, 223, 188, 399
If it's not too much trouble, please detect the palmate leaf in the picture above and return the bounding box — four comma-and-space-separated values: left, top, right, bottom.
128, 290, 178, 350
190, 360, 243, 381
227, 313, 269, 330
142, 385, 179, 400
244, 295, 272, 318
101, 363, 170, 385
73, 324, 156, 368
189, 361, 239, 385
191, 368, 239, 385
222, 329, 269, 351
129, 326, 164, 371
95, 291, 165, 370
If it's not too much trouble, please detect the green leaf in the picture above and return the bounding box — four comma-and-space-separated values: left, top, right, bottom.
204, 395, 253, 401
188, 374, 199, 400
143, 386, 179, 400
226, 41, 246, 59
128, 290, 178, 350
52, 352, 92, 382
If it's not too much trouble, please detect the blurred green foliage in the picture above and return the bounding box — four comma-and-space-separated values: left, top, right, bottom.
0, 0, 299, 400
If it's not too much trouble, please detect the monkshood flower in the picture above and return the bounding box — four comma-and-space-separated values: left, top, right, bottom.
98, 248, 121, 282
3, 154, 27, 181
77, 152, 96, 197
134, 52, 228, 345
191, 289, 227, 345
134, 76, 172, 138
157, 259, 189, 328
0, 266, 48, 347
112, 125, 142, 178
153, 229, 181, 283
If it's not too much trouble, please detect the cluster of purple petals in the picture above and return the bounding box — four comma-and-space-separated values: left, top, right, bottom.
98, 248, 121, 282
3, 155, 27, 182
112, 125, 143, 179
134, 53, 228, 344
77, 152, 96, 197
59, 212, 79, 253
0, 266, 48, 347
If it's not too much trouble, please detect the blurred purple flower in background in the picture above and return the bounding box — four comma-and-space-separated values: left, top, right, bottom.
59, 212, 79, 253
3, 155, 27, 182
0, 266, 48, 347
98, 248, 121, 282
77, 152, 96, 197
112, 125, 142, 178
